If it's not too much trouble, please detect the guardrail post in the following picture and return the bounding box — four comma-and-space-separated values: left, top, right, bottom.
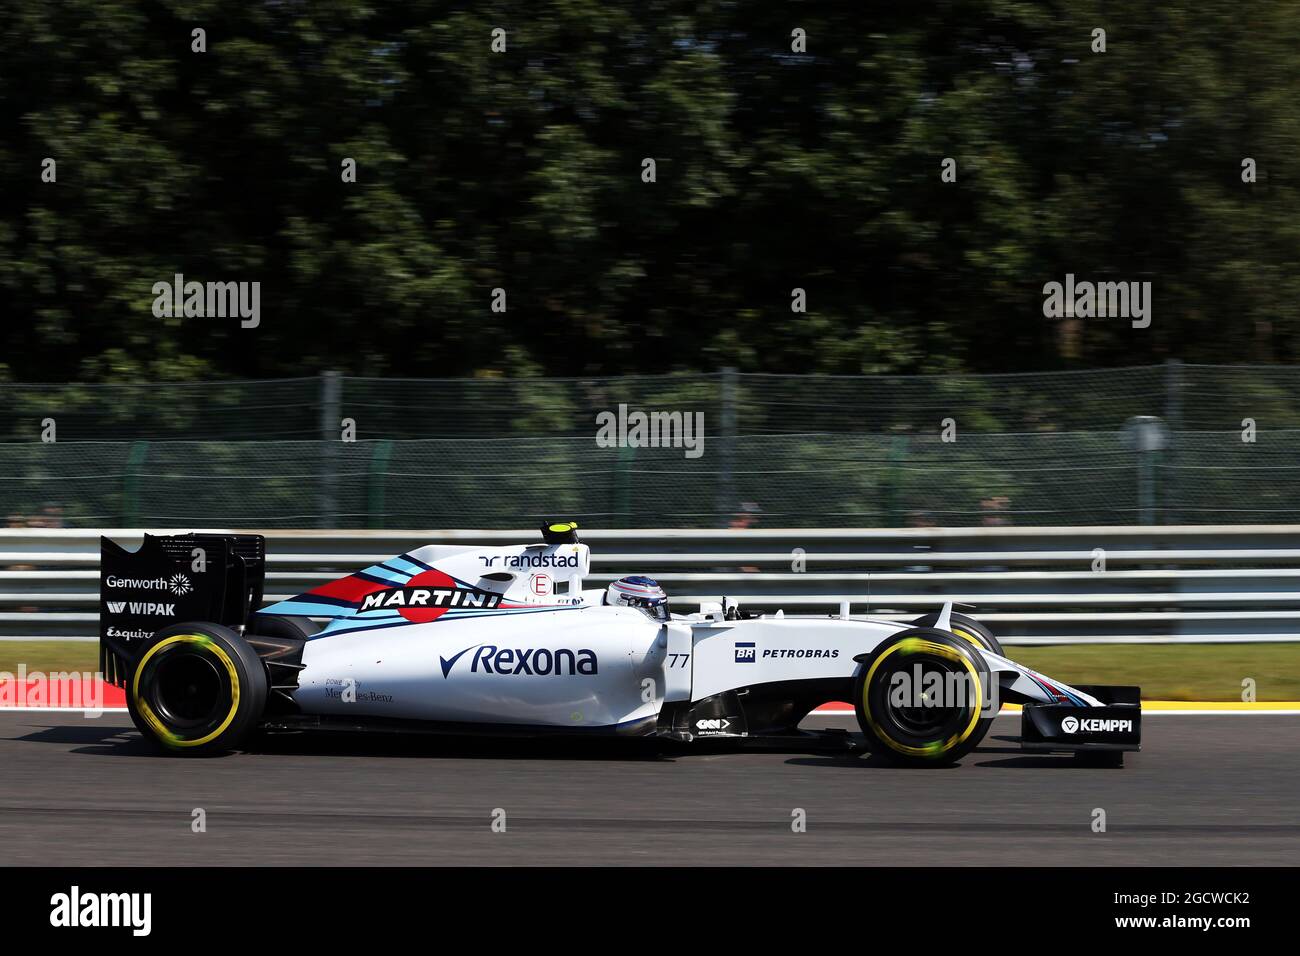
716, 367, 737, 524
122, 441, 150, 526
320, 370, 341, 528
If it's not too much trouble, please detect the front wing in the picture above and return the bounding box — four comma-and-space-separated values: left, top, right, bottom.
1019, 683, 1142, 754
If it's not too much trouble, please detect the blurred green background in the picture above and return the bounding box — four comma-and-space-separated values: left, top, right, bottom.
2, 1, 1298, 385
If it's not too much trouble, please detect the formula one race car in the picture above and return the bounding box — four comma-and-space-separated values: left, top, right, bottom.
99, 523, 1141, 765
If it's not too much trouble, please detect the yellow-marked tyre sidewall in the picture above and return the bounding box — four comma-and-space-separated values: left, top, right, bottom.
128, 623, 266, 755
854, 629, 995, 766
133, 636, 240, 748
910, 612, 1004, 657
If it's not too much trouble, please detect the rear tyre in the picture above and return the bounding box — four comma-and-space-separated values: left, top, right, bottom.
854, 628, 995, 766
911, 611, 1004, 656
127, 622, 267, 755
247, 612, 320, 641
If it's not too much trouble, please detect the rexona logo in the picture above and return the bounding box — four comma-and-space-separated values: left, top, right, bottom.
439, 644, 597, 678
1061, 715, 1133, 734
106, 601, 175, 617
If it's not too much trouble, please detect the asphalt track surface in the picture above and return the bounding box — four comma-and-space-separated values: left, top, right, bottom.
0, 712, 1296, 866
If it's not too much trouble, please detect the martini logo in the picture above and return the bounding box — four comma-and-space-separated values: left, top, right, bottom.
358, 568, 502, 623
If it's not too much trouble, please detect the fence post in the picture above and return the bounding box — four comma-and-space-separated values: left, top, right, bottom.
367, 439, 393, 529
319, 371, 341, 528
716, 367, 737, 524
883, 435, 909, 526
1137, 447, 1155, 525
1125, 416, 1168, 526
122, 441, 149, 526
614, 443, 635, 528
1163, 359, 1183, 524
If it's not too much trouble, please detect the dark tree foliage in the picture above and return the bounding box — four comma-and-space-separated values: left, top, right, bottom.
1, 0, 1297, 383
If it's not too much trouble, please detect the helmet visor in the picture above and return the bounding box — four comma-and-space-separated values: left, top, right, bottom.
628, 596, 669, 623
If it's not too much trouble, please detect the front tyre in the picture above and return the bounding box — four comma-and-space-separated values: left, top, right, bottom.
910, 611, 1004, 656
854, 628, 995, 766
127, 622, 267, 755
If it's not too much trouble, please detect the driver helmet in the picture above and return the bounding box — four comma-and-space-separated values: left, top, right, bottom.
605, 575, 669, 623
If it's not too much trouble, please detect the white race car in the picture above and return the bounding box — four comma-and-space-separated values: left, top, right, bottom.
99, 523, 1141, 765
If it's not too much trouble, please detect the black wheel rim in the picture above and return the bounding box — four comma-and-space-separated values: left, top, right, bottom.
872, 655, 977, 746
146, 647, 228, 732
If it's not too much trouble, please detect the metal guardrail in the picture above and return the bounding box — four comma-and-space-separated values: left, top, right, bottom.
2, 526, 1298, 645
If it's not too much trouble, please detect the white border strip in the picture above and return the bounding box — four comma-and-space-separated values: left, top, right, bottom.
2, 706, 1299, 716
811, 707, 1300, 717
1, 707, 128, 714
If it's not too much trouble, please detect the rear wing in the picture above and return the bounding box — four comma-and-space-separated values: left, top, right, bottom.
99, 533, 266, 687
